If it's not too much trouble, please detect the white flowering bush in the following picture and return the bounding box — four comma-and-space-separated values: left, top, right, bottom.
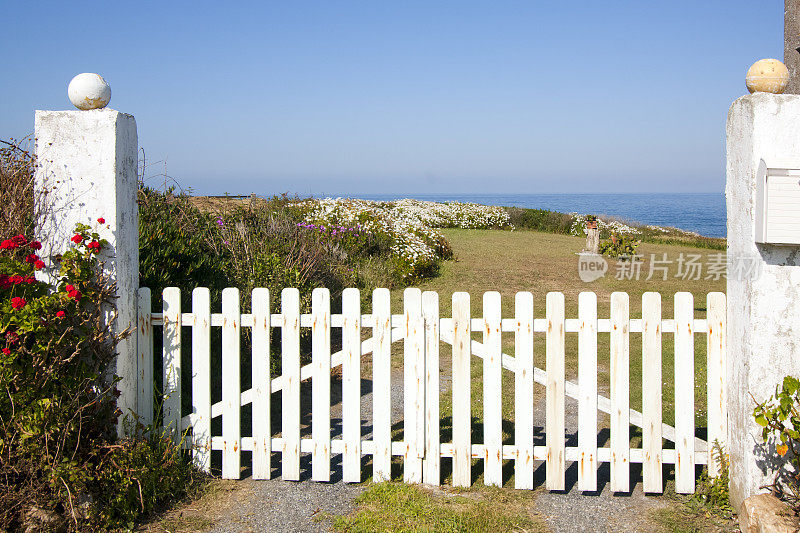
569, 213, 639, 237
390, 199, 511, 229
570, 213, 701, 242
297, 198, 510, 281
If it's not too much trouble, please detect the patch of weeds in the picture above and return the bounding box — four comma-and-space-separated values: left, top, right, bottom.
650, 445, 737, 533
331, 482, 547, 533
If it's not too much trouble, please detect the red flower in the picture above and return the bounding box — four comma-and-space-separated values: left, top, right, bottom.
1, 240, 17, 250
0, 276, 8, 289
1, 348, 9, 355
68, 290, 82, 301
28, 241, 42, 250
10, 297, 26, 310
71, 234, 83, 244
34, 260, 45, 270
87, 241, 101, 252
25, 254, 39, 264
56, 310, 65, 318
11, 235, 27, 246
24, 277, 36, 284
65, 284, 75, 292
9, 275, 23, 285
97, 217, 105, 224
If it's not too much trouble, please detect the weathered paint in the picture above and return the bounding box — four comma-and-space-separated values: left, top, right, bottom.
67, 73, 111, 109
726, 93, 800, 507
35, 109, 138, 435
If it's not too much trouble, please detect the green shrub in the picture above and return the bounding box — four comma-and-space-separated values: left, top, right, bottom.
753, 375, 800, 507
505, 207, 574, 234
88, 429, 198, 530
139, 187, 229, 308
0, 223, 199, 531
598, 233, 641, 259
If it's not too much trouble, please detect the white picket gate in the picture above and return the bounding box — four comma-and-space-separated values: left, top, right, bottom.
136, 287, 727, 493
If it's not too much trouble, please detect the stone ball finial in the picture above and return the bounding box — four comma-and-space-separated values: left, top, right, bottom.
746, 59, 790, 94
68, 73, 112, 110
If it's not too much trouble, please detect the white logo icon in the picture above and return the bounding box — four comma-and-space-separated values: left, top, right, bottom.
578, 254, 608, 282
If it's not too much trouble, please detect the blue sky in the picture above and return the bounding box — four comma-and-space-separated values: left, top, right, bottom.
2, 1, 783, 195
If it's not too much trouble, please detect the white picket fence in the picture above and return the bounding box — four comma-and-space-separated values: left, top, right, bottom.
136, 287, 727, 494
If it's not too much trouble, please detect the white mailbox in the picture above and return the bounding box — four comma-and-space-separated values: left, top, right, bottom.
755, 159, 800, 245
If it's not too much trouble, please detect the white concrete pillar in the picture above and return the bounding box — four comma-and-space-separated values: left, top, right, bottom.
34, 108, 139, 435
726, 93, 800, 508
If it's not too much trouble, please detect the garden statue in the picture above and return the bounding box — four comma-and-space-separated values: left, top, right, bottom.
583, 215, 599, 254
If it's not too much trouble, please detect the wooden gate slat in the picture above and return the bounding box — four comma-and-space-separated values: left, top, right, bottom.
372, 289, 392, 482
452, 292, 472, 487
423, 291, 441, 486
546, 292, 565, 491
311, 288, 331, 482
514, 292, 535, 489
162, 288, 182, 443
252, 288, 271, 479
342, 288, 362, 483
675, 292, 695, 493
137, 288, 153, 429
578, 291, 598, 491
403, 288, 424, 483
222, 288, 241, 479
610, 292, 630, 492
483, 291, 503, 487
642, 292, 663, 493
281, 288, 301, 481
191, 288, 212, 473
706, 292, 727, 477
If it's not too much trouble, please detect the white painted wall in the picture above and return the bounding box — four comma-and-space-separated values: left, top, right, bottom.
34, 109, 139, 434
726, 93, 800, 508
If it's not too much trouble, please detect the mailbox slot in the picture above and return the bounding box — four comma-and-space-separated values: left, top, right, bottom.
755, 159, 800, 245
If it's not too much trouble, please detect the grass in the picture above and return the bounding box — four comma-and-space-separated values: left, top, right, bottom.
331, 482, 548, 532
378, 228, 725, 487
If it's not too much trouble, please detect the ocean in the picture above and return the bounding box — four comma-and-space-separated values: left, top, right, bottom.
349, 193, 726, 238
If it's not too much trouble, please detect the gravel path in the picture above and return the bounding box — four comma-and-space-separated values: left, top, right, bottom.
205, 369, 669, 533
531, 394, 669, 532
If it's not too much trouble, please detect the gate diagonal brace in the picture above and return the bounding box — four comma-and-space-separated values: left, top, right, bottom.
183, 323, 707, 453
